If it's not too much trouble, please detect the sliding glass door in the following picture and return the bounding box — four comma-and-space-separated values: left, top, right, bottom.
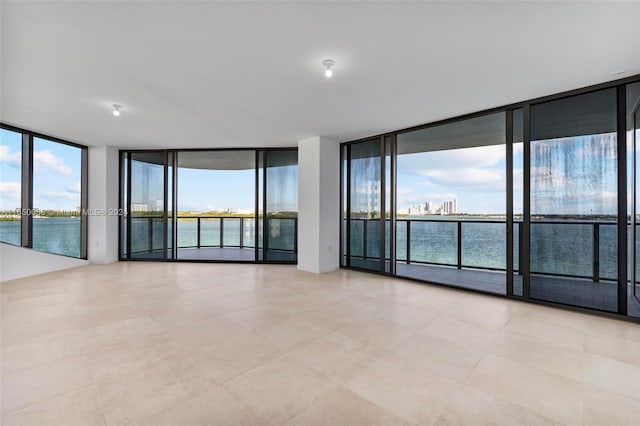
120, 149, 298, 263
529, 89, 619, 312
628, 82, 640, 318
175, 151, 256, 261
340, 76, 640, 319
265, 150, 298, 262
128, 152, 171, 259
395, 112, 507, 294
345, 139, 386, 272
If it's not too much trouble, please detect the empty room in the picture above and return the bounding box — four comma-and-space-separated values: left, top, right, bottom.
1, 1, 639, 425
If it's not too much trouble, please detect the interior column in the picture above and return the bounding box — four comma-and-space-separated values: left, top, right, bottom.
297, 136, 340, 273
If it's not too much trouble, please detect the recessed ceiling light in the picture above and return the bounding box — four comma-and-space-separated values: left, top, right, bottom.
112, 104, 122, 116
322, 59, 335, 78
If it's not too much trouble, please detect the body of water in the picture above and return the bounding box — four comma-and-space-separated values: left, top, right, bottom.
1, 216, 634, 280
0, 217, 81, 258
348, 215, 632, 280
126, 217, 296, 255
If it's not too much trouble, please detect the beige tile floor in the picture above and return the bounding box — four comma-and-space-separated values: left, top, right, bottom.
1, 262, 640, 425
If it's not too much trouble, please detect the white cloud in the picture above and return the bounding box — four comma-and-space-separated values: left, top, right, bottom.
396, 187, 458, 208
67, 182, 81, 194
420, 193, 458, 201
41, 191, 81, 202
396, 187, 415, 196
513, 144, 524, 156
419, 167, 505, 190
513, 169, 524, 191
398, 145, 505, 175
34, 150, 73, 176
0, 182, 21, 203
397, 145, 510, 213
0, 145, 21, 166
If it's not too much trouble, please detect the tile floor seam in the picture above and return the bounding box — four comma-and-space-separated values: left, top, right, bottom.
465, 352, 586, 425
3, 263, 640, 425
221, 353, 339, 425
434, 384, 567, 426
0, 343, 91, 377
1, 379, 96, 418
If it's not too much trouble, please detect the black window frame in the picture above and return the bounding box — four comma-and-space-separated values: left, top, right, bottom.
0, 123, 88, 259
118, 147, 299, 264
340, 74, 640, 323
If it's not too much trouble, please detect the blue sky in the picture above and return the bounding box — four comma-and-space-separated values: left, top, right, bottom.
1, 129, 82, 211
397, 143, 517, 215
1, 128, 617, 216
177, 167, 256, 213
1, 131, 298, 214
177, 165, 298, 213
530, 133, 617, 215
396, 134, 616, 216
129, 159, 298, 214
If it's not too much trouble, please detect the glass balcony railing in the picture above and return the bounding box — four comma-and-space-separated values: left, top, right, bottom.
129, 215, 297, 256
347, 218, 620, 283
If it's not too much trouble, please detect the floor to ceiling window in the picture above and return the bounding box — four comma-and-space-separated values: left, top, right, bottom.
176, 151, 256, 261
0, 129, 22, 246
0, 125, 87, 259
511, 108, 524, 297
346, 139, 385, 272
120, 148, 298, 263
529, 89, 619, 312
31, 138, 84, 258
341, 75, 640, 320
127, 152, 169, 259
394, 112, 507, 294
627, 81, 640, 318
265, 150, 298, 262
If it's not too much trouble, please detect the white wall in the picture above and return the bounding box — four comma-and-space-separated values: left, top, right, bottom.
4, 137, 343, 279
88, 146, 120, 264
0, 243, 88, 282
297, 136, 340, 273
1, 146, 120, 282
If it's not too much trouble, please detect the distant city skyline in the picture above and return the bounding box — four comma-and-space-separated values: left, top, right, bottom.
397, 144, 509, 215
355, 133, 615, 216
406, 198, 457, 215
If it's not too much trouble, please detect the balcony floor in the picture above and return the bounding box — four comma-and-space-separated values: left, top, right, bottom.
130, 247, 296, 262
350, 259, 640, 316
178, 247, 256, 261
396, 263, 507, 295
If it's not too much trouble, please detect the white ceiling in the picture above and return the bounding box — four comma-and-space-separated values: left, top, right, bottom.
1, 1, 639, 149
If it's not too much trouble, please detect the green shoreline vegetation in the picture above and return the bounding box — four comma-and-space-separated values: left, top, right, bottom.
131, 211, 298, 220
0, 209, 80, 221
1, 210, 299, 221
1, 210, 620, 222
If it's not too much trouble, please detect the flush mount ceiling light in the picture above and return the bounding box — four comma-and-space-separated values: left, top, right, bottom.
322, 59, 335, 78
112, 104, 122, 117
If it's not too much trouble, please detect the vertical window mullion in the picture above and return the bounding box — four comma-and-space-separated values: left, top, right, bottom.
379, 137, 386, 273
80, 148, 88, 259
617, 85, 628, 315
126, 152, 132, 259
21, 133, 33, 248
506, 110, 514, 296
523, 104, 531, 300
